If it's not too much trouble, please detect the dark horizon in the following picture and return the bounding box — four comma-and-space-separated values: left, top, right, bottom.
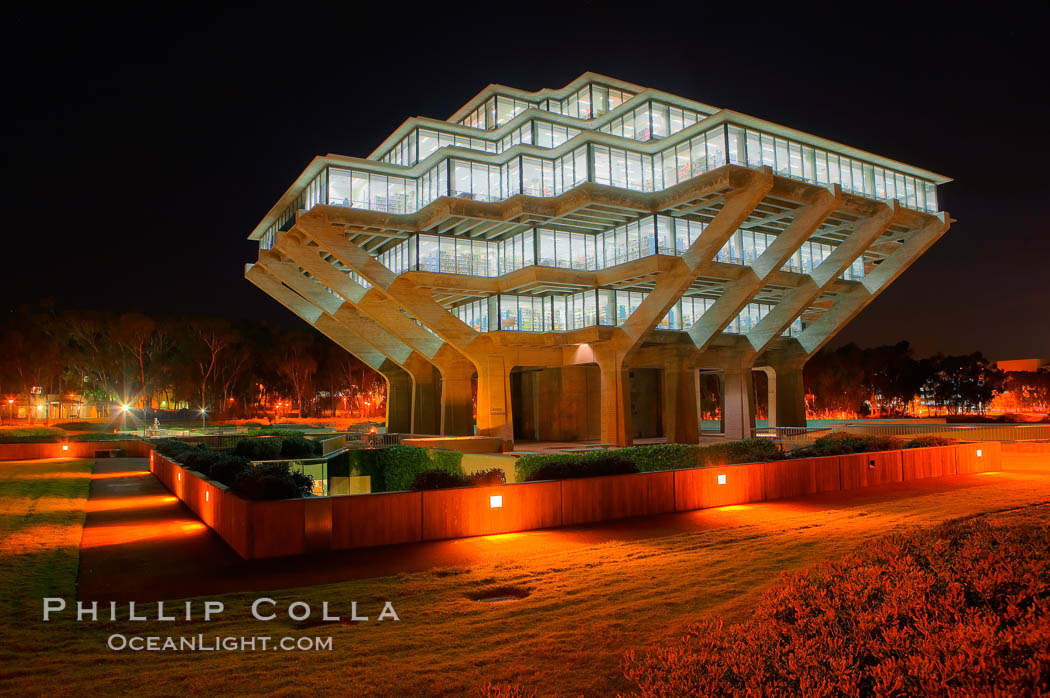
5, 5, 1048, 360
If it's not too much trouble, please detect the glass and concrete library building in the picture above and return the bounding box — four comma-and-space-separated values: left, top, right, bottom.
246, 72, 950, 448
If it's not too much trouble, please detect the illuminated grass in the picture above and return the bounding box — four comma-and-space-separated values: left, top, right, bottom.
0, 459, 92, 629
0, 457, 1048, 695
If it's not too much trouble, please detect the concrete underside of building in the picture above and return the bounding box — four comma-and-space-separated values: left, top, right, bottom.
244, 74, 951, 449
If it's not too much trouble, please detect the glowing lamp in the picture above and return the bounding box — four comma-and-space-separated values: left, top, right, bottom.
717, 474, 727, 485
205, 490, 210, 502
177, 472, 181, 481
976, 449, 982, 458
489, 495, 503, 508
61, 444, 69, 451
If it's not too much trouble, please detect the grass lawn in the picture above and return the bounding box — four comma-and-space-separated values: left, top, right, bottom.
0, 458, 1049, 695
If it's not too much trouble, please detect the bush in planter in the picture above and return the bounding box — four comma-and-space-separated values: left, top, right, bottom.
151, 438, 203, 461
233, 437, 282, 461
800, 432, 904, 457
209, 455, 251, 487
279, 435, 321, 458
617, 443, 700, 472
524, 455, 638, 482
232, 463, 312, 499
378, 445, 464, 492
904, 435, 958, 448
410, 469, 471, 491
468, 468, 507, 486
180, 450, 224, 476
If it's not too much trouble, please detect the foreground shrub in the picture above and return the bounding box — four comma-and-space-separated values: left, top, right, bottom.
151, 438, 202, 460
904, 435, 959, 448
617, 443, 699, 472
279, 435, 321, 458
378, 445, 464, 492
232, 463, 312, 499
409, 467, 507, 491
794, 431, 905, 457
180, 450, 224, 476
623, 516, 1050, 696
468, 468, 507, 486
524, 455, 638, 482
208, 455, 251, 487
233, 437, 283, 461
515, 439, 782, 481
410, 469, 471, 491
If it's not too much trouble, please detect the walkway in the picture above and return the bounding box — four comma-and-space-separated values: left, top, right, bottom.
77, 453, 1050, 603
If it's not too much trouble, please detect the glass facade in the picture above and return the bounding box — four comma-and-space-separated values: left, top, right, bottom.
321, 212, 868, 287
449, 290, 804, 337
271, 119, 939, 246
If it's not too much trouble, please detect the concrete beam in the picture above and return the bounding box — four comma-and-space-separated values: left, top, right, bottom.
745, 201, 896, 352
797, 213, 950, 356
687, 186, 841, 350
617, 167, 775, 350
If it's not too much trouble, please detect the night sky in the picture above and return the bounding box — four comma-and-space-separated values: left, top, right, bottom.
5, 5, 1048, 360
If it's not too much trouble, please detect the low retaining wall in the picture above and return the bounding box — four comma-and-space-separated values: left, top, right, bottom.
0, 439, 152, 461
151, 442, 1003, 560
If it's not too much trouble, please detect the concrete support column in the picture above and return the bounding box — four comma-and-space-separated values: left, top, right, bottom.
596, 354, 632, 447
475, 356, 513, 449
721, 367, 756, 441
661, 358, 699, 444
403, 353, 440, 436
767, 362, 807, 428
438, 359, 475, 437
379, 361, 412, 434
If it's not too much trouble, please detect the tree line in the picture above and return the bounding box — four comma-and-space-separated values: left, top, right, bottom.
0, 300, 385, 421
804, 341, 1050, 417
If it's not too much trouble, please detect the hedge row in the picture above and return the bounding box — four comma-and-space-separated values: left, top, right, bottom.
346, 445, 464, 492
514, 438, 781, 482
513, 433, 958, 482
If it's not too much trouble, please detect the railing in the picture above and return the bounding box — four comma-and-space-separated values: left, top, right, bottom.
755, 426, 831, 450
840, 422, 1050, 442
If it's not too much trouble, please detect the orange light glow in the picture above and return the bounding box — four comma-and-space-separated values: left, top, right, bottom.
86, 495, 178, 513
80, 520, 207, 548
91, 470, 151, 480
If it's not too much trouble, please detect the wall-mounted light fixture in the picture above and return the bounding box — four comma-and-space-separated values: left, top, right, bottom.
976, 449, 982, 458
61, 444, 69, 451
717, 474, 726, 485
490, 495, 503, 508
